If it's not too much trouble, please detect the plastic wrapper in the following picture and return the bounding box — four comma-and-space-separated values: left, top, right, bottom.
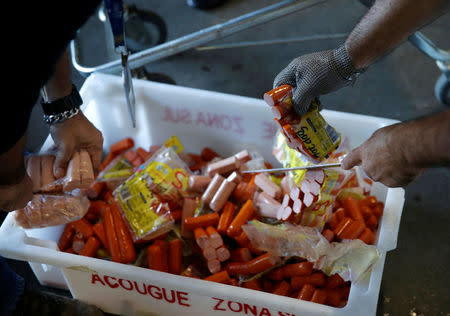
273, 132, 354, 230
96, 151, 136, 190
264, 85, 341, 163
14, 190, 89, 228
25, 150, 95, 193
243, 220, 379, 283
113, 147, 192, 242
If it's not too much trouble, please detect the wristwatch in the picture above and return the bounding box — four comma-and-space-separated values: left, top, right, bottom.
41, 84, 83, 124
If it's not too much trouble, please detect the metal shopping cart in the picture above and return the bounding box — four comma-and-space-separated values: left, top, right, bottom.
70, 0, 450, 105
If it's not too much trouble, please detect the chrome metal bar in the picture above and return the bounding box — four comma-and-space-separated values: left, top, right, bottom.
408, 32, 450, 62
71, 0, 327, 75
195, 33, 348, 51
242, 163, 342, 174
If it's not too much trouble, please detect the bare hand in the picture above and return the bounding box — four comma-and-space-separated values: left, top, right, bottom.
0, 174, 33, 212
341, 124, 424, 187
50, 111, 103, 178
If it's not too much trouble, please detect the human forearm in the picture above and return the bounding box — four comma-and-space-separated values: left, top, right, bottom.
399, 109, 450, 168
346, 0, 449, 69
0, 137, 27, 185
40, 49, 72, 102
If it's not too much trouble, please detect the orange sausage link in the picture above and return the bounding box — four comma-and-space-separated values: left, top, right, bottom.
87, 181, 106, 200
194, 227, 211, 249
230, 248, 252, 263
263, 85, 292, 107
217, 202, 236, 234
366, 215, 378, 230
333, 217, 352, 237
272, 280, 291, 296
169, 209, 182, 222
201, 147, 220, 162
297, 284, 316, 301
111, 203, 136, 263
204, 270, 230, 284
372, 202, 384, 219
282, 261, 314, 278
98, 152, 116, 172
71, 218, 94, 238
79, 236, 101, 257
360, 206, 373, 221
72, 233, 85, 254
310, 289, 328, 304
243, 279, 262, 291
267, 267, 285, 281
326, 289, 342, 307
216, 246, 231, 262
325, 273, 346, 289
341, 197, 363, 221
147, 244, 165, 272
153, 240, 168, 273
136, 147, 150, 161
168, 239, 183, 275
103, 206, 122, 263
88, 200, 108, 216
226, 253, 280, 276
291, 273, 326, 289
184, 212, 220, 231
338, 220, 366, 240
234, 231, 249, 248
92, 222, 109, 251
58, 224, 75, 251
206, 226, 223, 248
227, 200, 255, 237
322, 229, 335, 242
110, 137, 134, 155
358, 196, 378, 209
358, 228, 375, 245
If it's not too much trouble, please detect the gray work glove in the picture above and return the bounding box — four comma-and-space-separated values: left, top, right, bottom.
273, 45, 363, 115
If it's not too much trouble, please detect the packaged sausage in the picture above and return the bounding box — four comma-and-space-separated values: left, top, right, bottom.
14, 190, 89, 228
264, 85, 341, 163
243, 220, 379, 283
113, 147, 192, 242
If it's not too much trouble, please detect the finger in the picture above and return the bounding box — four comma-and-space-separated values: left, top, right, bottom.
291, 85, 312, 115
342, 147, 362, 169
86, 145, 103, 171
273, 61, 297, 89
53, 144, 75, 178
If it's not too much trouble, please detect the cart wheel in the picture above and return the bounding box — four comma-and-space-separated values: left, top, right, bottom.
435, 73, 450, 106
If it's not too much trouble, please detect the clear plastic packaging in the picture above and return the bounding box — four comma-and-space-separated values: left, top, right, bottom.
113, 147, 192, 242
243, 220, 379, 283
14, 190, 89, 228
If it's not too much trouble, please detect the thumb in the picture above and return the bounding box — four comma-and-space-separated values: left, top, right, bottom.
342, 147, 362, 170
53, 145, 74, 178
291, 85, 312, 115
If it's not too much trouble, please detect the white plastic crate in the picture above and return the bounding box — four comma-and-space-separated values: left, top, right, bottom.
0, 73, 405, 316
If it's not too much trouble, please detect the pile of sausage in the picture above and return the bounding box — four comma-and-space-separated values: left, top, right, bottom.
57, 138, 384, 308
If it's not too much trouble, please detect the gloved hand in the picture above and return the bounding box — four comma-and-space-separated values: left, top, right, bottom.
273, 45, 362, 115
342, 124, 425, 187
50, 111, 103, 178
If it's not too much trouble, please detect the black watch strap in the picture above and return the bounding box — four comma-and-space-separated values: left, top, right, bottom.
41, 84, 82, 116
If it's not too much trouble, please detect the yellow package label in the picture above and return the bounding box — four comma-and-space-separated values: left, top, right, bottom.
114, 160, 189, 240
164, 135, 184, 154
290, 99, 341, 161
99, 157, 133, 180
115, 175, 167, 240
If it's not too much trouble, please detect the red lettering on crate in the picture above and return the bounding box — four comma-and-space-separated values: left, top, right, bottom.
162, 106, 192, 124
90, 274, 191, 307
195, 111, 245, 135
211, 297, 273, 315
119, 278, 133, 291
213, 297, 226, 311
263, 121, 278, 139
91, 274, 105, 286
104, 276, 119, 288
228, 301, 243, 313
